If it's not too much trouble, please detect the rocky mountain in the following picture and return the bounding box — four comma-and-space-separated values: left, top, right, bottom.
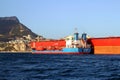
0, 16, 38, 41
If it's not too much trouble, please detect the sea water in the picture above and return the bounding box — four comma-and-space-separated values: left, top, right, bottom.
0, 53, 120, 80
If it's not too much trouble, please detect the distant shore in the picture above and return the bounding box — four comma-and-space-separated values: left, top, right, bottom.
0, 51, 32, 53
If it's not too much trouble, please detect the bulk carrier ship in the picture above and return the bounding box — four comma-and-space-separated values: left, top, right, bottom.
30, 32, 91, 54
88, 37, 120, 54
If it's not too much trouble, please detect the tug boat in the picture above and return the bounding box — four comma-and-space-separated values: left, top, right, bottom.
30, 32, 91, 54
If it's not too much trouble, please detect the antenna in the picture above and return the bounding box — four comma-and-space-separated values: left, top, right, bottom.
74, 28, 79, 40
74, 27, 78, 33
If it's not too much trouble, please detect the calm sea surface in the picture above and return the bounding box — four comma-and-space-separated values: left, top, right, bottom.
0, 53, 120, 80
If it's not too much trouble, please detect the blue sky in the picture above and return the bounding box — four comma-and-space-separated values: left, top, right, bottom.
0, 0, 120, 39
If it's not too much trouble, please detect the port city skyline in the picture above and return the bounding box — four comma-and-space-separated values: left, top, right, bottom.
0, 0, 120, 39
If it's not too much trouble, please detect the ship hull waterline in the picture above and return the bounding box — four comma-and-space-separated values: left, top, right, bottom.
32, 51, 90, 54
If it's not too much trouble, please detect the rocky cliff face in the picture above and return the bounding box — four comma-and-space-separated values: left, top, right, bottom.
0, 16, 38, 41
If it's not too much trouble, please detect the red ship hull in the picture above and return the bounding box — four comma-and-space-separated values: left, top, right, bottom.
88, 37, 120, 54
30, 40, 66, 51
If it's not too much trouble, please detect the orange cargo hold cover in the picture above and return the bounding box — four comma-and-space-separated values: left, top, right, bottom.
30, 40, 66, 51
94, 46, 120, 54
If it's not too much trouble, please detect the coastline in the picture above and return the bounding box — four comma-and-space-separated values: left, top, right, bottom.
0, 51, 32, 53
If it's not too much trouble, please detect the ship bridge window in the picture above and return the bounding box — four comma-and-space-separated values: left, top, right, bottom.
72, 38, 74, 40
66, 38, 69, 40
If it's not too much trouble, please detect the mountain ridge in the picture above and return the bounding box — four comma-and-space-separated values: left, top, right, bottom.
0, 16, 38, 41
